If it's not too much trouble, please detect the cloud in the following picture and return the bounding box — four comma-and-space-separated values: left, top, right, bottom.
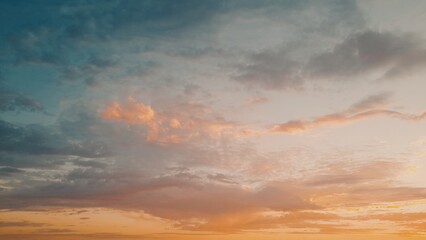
0, 119, 110, 158
235, 48, 303, 90
307, 30, 426, 80
0, 169, 315, 223
347, 92, 392, 112
303, 160, 403, 187
101, 97, 155, 124
0, 87, 43, 112
0, 145, 424, 234
0, 233, 152, 240
61, 55, 117, 86
1, 1, 425, 237
0, 221, 47, 228
235, 29, 426, 90
72, 159, 107, 169
244, 96, 269, 106
101, 97, 253, 144
186, 210, 339, 232
0, 0, 366, 93
0, 166, 24, 177
231, 1, 364, 90
271, 93, 426, 134
0, 103, 115, 168
357, 212, 426, 222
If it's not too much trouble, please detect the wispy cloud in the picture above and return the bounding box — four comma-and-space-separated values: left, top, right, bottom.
0, 87, 43, 112
271, 93, 426, 134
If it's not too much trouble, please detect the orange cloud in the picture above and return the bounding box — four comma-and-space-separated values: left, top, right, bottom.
271, 93, 426, 134
101, 97, 161, 142
101, 97, 155, 124
100, 97, 255, 144
244, 96, 269, 106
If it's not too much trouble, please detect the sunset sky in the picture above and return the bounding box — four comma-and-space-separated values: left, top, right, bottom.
1, 0, 426, 239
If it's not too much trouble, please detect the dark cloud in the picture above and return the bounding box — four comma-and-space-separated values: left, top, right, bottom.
307, 30, 426, 80
73, 159, 107, 168
0, 0, 364, 90
0, 103, 112, 159
232, 0, 364, 90
207, 173, 237, 184
0, 87, 43, 112
0, 152, 66, 169
0, 166, 24, 177
0, 221, 47, 228
0, 0, 223, 91
61, 55, 117, 86
0, 141, 424, 233
235, 29, 426, 90
0, 169, 315, 222
0, 120, 109, 158
235, 48, 303, 90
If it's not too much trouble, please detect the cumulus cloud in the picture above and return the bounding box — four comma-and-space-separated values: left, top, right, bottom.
101, 97, 254, 144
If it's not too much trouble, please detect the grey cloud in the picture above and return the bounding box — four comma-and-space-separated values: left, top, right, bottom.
0, 0, 364, 90
0, 146, 424, 232
0, 103, 112, 159
307, 30, 426, 80
73, 159, 107, 168
0, 87, 44, 112
6, 32, 63, 66
0, 120, 109, 158
0, 221, 47, 228
348, 92, 392, 112
186, 0, 362, 65
0, 152, 66, 169
0, 166, 25, 177
2, 158, 424, 231
235, 29, 426, 90
61, 55, 117, 86
207, 173, 237, 184
235, 48, 303, 90
232, 1, 364, 90
0, 171, 315, 222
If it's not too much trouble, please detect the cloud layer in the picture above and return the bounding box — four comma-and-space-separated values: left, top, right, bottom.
1, 1, 426, 239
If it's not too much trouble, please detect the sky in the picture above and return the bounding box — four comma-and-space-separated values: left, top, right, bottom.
1, 0, 426, 239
